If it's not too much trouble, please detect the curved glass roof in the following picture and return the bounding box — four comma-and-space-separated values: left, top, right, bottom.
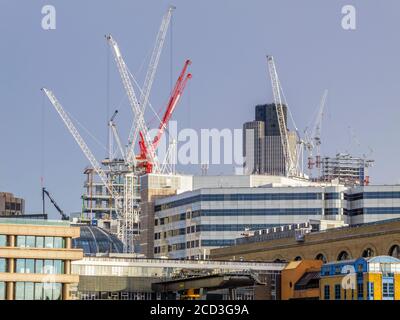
72, 225, 124, 256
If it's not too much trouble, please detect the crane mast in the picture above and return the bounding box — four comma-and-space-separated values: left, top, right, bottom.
266, 55, 295, 177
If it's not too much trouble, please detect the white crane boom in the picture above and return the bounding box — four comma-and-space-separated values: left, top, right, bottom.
127, 6, 174, 167
106, 35, 160, 173
111, 123, 126, 161
266, 55, 295, 177
312, 89, 328, 148
42, 88, 136, 252
41, 88, 124, 216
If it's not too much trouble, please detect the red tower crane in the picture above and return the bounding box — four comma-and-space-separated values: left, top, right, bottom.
138, 59, 192, 173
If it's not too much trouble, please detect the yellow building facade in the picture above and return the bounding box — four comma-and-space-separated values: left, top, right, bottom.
320, 256, 400, 300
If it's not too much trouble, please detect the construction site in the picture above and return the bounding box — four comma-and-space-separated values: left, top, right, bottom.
39, 6, 378, 258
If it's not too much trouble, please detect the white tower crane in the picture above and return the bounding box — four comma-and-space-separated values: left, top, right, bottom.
304, 89, 328, 175
266, 55, 296, 177
129, 6, 175, 162
41, 88, 136, 253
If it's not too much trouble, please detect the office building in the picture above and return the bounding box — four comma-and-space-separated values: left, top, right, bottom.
243, 104, 297, 176
0, 218, 83, 300
154, 176, 347, 260
152, 174, 400, 260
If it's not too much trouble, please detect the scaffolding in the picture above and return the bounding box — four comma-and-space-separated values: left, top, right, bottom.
82, 158, 141, 243
320, 153, 374, 186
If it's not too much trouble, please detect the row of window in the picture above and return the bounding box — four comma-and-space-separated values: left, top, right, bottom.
155, 223, 280, 240
156, 191, 400, 212
0, 235, 67, 249
4, 202, 22, 211
324, 283, 364, 300
15, 282, 62, 300
345, 192, 400, 201
15, 259, 64, 274
324, 208, 340, 215
154, 239, 201, 254
155, 193, 327, 211
16, 235, 65, 249
154, 239, 236, 254
155, 208, 323, 228
155, 211, 201, 226
344, 207, 400, 216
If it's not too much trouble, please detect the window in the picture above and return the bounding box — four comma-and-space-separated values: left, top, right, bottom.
16, 236, 26, 247
36, 237, 44, 248
357, 283, 364, 299
0, 259, 6, 273
15, 282, 25, 300
45, 237, 54, 248
367, 282, 374, 300
26, 236, 35, 248
334, 284, 341, 300
34, 283, 43, 300
0, 235, 6, 247
0, 282, 5, 300
383, 282, 394, 299
53, 237, 64, 248
25, 259, 35, 273
16, 259, 25, 273
25, 282, 34, 300
324, 285, 330, 300
35, 260, 43, 274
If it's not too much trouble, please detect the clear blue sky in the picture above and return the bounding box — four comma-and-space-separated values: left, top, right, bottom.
1, 0, 399, 218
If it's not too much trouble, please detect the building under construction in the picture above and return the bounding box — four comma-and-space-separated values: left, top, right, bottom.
82, 158, 140, 235
320, 153, 374, 186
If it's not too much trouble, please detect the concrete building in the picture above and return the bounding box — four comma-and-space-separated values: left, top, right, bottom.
71, 254, 285, 300
153, 176, 346, 260
210, 218, 400, 263
0, 192, 25, 217
152, 172, 400, 260
320, 256, 400, 300
0, 218, 83, 300
243, 103, 297, 176
139, 174, 192, 258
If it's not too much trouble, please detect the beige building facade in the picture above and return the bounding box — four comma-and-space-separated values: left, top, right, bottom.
0, 218, 83, 300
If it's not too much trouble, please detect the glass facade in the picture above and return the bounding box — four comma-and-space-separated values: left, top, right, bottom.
0, 258, 6, 272
15, 282, 62, 300
0, 235, 6, 246
15, 259, 64, 274
16, 236, 65, 248
0, 282, 5, 300
334, 284, 341, 300
324, 285, 330, 300
155, 192, 324, 211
